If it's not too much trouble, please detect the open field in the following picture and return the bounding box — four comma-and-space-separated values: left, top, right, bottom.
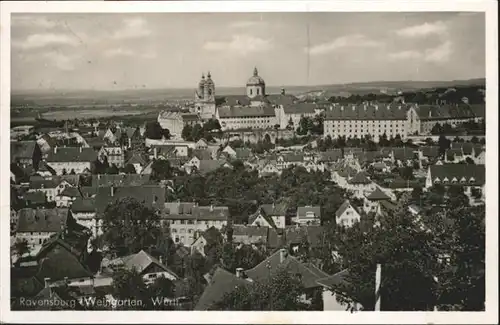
40, 107, 161, 121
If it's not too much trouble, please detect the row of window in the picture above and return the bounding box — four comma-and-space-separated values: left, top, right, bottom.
168, 219, 225, 225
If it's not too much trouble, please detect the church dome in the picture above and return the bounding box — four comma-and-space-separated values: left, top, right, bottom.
246, 67, 265, 86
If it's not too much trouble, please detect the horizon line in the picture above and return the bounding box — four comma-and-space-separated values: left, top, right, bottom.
11, 77, 486, 94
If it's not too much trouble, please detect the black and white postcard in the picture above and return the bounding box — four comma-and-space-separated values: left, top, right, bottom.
0, 1, 497, 324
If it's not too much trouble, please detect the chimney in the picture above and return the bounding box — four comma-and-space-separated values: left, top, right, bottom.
340, 106, 344, 112
159, 256, 164, 265
428, 111, 432, 118
44, 277, 51, 288
280, 88, 286, 95
154, 147, 158, 159
210, 205, 214, 212
54, 146, 58, 154
79, 146, 83, 153
375, 105, 378, 111
236, 268, 244, 278
279, 248, 287, 263
64, 277, 69, 285
110, 186, 114, 197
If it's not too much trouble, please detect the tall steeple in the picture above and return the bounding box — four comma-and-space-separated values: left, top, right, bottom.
207, 71, 211, 79
253, 67, 258, 76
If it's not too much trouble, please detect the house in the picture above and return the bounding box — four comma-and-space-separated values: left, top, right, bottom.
345, 172, 376, 198
55, 186, 82, 207
162, 202, 229, 246
231, 225, 269, 246
11, 141, 42, 168
23, 191, 49, 208
248, 203, 288, 229
15, 208, 72, 252
98, 146, 125, 168
91, 174, 151, 187
392, 148, 418, 167
70, 198, 99, 238
195, 248, 330, 310
46, 147, 97, 175
292, 206, 321, 226
318, 149, 343, 165
11, 229, 93, 301
195, 138, 209, 150
425, 165, 485, 195
102, 127, 122, 145
190, 227, 224, 256
123, 127, 142, 148
474, 149, 485, 165
28, 175, 80, 203
106, 250, 178, 285
363, 187, 392, 215
124, 152, 148, 174
221, 145, 254, 161
282, 225, 324, 253
35, 161, 56, 177
335, 200, 362, 227
317, 269, 363, 311
194, 267, 252, 310
258, 160, 280, 177
244, 249, 329, 304
149, 145, 177, 160
184, 159, 231, 175
276, 153, 305, 171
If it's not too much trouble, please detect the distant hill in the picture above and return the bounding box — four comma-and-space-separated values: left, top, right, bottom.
11, 78, 485, 107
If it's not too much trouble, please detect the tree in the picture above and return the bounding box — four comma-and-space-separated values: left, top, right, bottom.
148, 276, 176, 310
145, 121, 166, 140
12, 239, 30, 259
151, 159, 174, 181
123, 163, 137, 174
212, 267, 312, 310
106, 164, 119, 175
333, 195, 440, 311
438, 135, 451, 158
111, 267, 150, 310
191, 124, 203, 142
181, 125, 193, 141
101, 197, 162, 257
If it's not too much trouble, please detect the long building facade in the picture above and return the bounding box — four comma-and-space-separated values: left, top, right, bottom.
324, 103, 484, 141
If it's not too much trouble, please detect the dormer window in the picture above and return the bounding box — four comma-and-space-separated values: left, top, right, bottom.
469, 177, 476, 183
460, 177, 467, 183
434, 177, 441, 184
451, 177, 458, 183
443, 177, 449, 182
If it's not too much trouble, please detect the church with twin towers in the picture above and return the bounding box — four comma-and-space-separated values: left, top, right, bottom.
193, 67, 271, 120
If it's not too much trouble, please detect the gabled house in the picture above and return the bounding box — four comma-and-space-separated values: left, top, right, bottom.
345, 172, 376, 198
425, 164, 485, 195
190, 227, 224, 256
15, 208, 73, 253
70, 198, 99, 238
98, 146, 125, 168
124, 152, 148, 174
11, 141, 43, 169
292, 206, 321, 226
335, 200, 361, 227
46, 147, 97, 175
248, 203, 288, 229
162, 202, 229, 246
195, 138, 209, 150
106, 250, 178, 285
258, 160, 279, 177
231, 225, 269, 246
391, 147, 418, 167
363, 187, 392, 215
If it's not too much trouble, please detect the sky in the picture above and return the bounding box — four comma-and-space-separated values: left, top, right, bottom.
11, 12, 485, 91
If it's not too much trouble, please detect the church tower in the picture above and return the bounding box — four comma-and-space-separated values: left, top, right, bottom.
194, 71, 216, 120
